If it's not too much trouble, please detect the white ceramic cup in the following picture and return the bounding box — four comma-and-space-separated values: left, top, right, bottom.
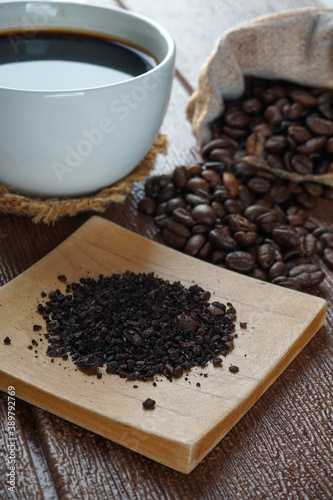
0, 1, 175, 196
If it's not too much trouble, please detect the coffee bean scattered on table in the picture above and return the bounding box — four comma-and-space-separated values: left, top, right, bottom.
138, 78, 333, 292
4, 336, 11, 345
229, 365, 239, 373
37, 271, 237, 381
142, 398, 156, 409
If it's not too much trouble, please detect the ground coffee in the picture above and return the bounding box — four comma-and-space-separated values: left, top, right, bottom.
37, 272, 237, 381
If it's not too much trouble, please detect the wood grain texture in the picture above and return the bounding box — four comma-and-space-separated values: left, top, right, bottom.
0, 217, 326, 473
0, 0, 332, 497
121, 0, 324, 89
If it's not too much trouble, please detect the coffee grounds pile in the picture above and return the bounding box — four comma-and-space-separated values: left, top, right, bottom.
138, 78, 333, 292
37, 271, 236, 381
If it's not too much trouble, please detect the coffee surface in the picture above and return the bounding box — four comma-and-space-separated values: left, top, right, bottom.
0, 30, 156, 90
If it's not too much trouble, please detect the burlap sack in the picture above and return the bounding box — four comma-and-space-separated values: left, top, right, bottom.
187, 8, 333, 148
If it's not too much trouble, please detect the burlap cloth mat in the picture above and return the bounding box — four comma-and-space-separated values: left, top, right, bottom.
0, 133, 167, 225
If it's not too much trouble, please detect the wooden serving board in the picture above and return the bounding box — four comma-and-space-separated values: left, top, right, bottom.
0, 216, 327, 473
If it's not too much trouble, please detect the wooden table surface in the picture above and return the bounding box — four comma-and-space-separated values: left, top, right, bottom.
1, 0, 332, 498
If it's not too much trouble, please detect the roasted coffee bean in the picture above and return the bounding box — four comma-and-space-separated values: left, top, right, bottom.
270, 184, 291, 204
289, 264, 325, 288
296, 193, 317, 210
138, 198, 156, 215
192, 204, 217, 226
201, 138, 234, 158
166, 197, 185, 213
197, 241, 212, 259
287, 125, 312, 143
252, 123, 273, 138
212, 186, 232, 203
325, 137, 333, 153
247, 132, 268, 159
191, 224, 211, 235
156, 183, 177, 203
285, 134, 300, 152
297, 136, 326, 155
256, 168, 277, 182
225, 251, 255, 273
162, 228, 186, 248
225, 109, 251, 128
242, 98, 262, 114
289, 89, 317, 107
157, 174, 172, 188
228, 214, 253, 232
261, 87, 278, 103
234, 231, 258, 247
211, 201, 226, 218
173, 207, 196, 226
244, 206, 268, 224
282, 102, 303, 120
319, 103, 333, 120
173, 166, 190, 189
319, 230, 333, 248
232, 161, 258, 177
223, 125, 248, 139
303, 182, 323, 197
142, 398, 155, 409
268, 261, 289, 281
265, 135, 287, 153
255, 211, 278, 231
265, 105, 283, 127
282, 248, 301, 262
186, 177, 210, 193
306, 116, 333, 136
257, 243, 276, 269
210, 148, 235, 163
203, 161, 229, 174
229, 365, 239, 373
209, 229, 237, 251
165, 221, 191, 238
184, 234, 206, 256
272, 225, 300, 248
237, 185, 255, 207
163, 221, 190, 248
211, 250, 227, 264
145, 176, 160, 198
271, 276, 302, 290
250, 268, 267, 281
202, 169, 222, 185
323, 247, 333, 269
247, 177, 271, 195
300, 234, 317, 257
154, 214, 173, 229
188, 163, 202, 176
224, 199, 243, 214
291, 155, 313, 175
223, 172, 239, 197
155, 202, 167, 216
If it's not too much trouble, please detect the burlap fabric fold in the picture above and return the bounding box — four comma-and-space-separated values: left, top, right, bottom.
187, 8, 333, 148
0, 133, 167, 224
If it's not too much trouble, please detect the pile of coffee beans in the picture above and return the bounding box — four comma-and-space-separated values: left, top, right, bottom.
208, 76, 333, 194
138, 78, 333, 292
38, 272, 237, 380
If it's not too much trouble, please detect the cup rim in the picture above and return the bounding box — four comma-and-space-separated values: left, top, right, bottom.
0, 0, 176, 93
